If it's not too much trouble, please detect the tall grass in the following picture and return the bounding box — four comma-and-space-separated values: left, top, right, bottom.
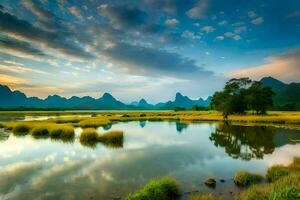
233, 171, 264, 186
12, 123, 32, 135
49, 125, 74, 139
79, 128, 98, 147
124, 177, 180, 200
79, 117, 111, 128
98, 130, 124, 148
30, 126, 49, 137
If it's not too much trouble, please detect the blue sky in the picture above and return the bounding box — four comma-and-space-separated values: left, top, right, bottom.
0, 0, 299, 103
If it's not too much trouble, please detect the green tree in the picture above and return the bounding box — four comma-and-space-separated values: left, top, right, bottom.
248, 81, 274, 114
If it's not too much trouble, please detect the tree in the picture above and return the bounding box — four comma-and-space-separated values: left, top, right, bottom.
248, 81, 274, 114
210, 77, 274, 119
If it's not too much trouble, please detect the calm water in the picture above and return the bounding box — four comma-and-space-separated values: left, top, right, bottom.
0, 118, 300, 200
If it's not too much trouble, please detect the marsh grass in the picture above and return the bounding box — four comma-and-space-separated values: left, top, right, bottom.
266, 165, 290, 182
0, 123, 4, 128
234, 171, 264, 186
12, 123, 32, 135
124, 177, 180, 200
79, 128, 98, 147
79, 117, 111, 128
188, 194, 221, 200
98, 130, 124, 148
54, 117, 83, 124
49, 125, 74, 140
30, 126, 49, 138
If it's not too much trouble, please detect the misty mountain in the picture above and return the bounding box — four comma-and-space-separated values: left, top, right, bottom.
0, 85, 211, 110
261, 77, 300, 110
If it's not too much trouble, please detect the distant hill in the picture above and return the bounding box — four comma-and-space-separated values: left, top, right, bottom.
261, 77, 300, 110
0, 85, 211, 110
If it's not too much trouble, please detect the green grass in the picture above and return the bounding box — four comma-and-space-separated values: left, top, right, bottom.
79, 128, 98, 147
30, 126, 49, 137
0, 123, 4, 128
188, 194, 221, 200
78, 117, 111, 128
98, 130, 124, 148
266, 165, 290, 182
233, 171, 264, 187
124, 177, 180, 200
12, 123, 32, 134
49, 125, 74, 139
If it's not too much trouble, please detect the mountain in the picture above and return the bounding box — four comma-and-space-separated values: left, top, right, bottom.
0, 85, 211, 110
261, 77, 300, 110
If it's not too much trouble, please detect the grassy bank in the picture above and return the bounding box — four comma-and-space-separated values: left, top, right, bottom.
124, 156, 300, 200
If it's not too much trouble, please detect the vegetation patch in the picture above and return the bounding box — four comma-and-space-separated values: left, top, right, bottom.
49, 125, 74, 139
79, 117, 111, 128
188, 194, 221, 200
233, 171, 264, 186
98, 130, 124, 148
124, 177, 180, 200
30, 126, 49, 137
266, 165, 290, 182
79, 128, 98, 147
12, 123, 32, 134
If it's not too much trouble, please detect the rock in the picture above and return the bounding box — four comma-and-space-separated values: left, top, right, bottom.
220, 179, 225, 183
204, 178, 216, 187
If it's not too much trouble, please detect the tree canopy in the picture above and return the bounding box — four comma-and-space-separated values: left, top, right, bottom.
210, 78, 274, 118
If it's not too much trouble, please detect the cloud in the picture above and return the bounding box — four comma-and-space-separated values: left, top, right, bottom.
201, 25, 215, 33
22, 0, 54, 20
234, 26, 247, 34
251, 17, 264, 25
165, 18, 179, 27
216, 36, 224, 40
218, 20, 228, 25
97, 42, 212, 79
181, 30, 201, 40
99, 4, 148, 30
0, 10, 94, 61
186, 0, 209, 19
233, 35, 241, 40
0, 36, 46, 59
228, 49, 300, 82
248, 11, 257, 18
69, 6, 83, 20
224, 32, 234, 37
0, 64, 48, 75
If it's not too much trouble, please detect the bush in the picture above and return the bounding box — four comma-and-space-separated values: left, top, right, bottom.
266, 165, 289, 182
124, 177, 180, 200
12, 124, 31, 134
234, 171, 264, 186
30, 126, 49, 137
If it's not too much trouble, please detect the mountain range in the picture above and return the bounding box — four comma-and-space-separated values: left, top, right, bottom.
0, 76, 299, 110
0, 85, 211, 110
261, 77, 300, 110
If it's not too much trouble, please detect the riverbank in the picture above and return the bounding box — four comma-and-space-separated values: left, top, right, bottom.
1, 111, 300, 129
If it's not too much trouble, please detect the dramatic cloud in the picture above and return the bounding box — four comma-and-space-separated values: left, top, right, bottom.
228, 49, 300, 82
22, 0, 54, 20
0, 36, 46, 58
0, 10, 94, 60
98, 42, 212, 78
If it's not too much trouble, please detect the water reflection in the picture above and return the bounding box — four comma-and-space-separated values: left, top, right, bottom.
139, 120, 146, 128
209, 123, 299, 160
0, 129, 9, 141
176, 122, 189, 133
103, 124, 112, 131
0, 120, 300, 200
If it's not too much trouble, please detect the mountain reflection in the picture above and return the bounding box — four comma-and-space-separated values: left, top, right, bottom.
209, 123, 276, 160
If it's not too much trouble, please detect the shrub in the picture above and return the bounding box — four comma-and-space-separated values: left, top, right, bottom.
30, 126, 49, 137
266, 165, 289, 182
12, 124, 31, 134
124, 177, 180, 200
188, 194, 221, 200
234, 171, 264, 186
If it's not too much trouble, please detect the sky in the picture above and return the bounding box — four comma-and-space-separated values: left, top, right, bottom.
0, 0, 299, 103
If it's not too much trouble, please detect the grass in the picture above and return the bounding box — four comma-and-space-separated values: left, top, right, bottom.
49, 125, 74, 139
79, 128, 98, 147
12, 123, 32, 135
98, 130, 124, 148
30, 126, 49, 137
0, 123, 4, 128
124, 177, 180, 200
188, 194, 221, 200
233, 171, 264, 186
78, 117, 111, 128
266, 165, 290, 182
